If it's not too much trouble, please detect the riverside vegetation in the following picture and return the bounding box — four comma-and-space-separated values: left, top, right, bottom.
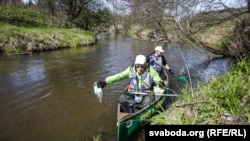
152, 55, 250, 125
0, 6, 96, 55
0, 5, 249, 141
149, 10, 250, 125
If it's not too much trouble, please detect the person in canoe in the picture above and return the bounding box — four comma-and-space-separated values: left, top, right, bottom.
146, 45, 175, 81
96, 54, 166, 113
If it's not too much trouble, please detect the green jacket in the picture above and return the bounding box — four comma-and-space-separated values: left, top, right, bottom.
105, 64, 162, 88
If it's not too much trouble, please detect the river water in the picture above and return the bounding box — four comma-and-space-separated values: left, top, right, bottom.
0, 35, 232, 141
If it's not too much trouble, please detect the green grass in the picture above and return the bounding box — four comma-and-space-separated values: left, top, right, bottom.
0, 5, 96, 55
4, 47, 23, 55
0, 22, 95, 53
151, 56, 250, 125
93, 133, 101, 141
0, 6, 61, 27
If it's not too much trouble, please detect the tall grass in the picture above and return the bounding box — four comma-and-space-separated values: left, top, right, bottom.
151, 57, 250, 124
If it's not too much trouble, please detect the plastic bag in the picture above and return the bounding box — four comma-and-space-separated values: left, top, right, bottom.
94, 81, 103, 103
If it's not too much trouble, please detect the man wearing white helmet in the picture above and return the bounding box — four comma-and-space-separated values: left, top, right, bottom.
96, 54, 165, 113
146, 46, 174, 81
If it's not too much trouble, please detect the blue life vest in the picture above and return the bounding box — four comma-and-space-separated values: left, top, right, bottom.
148, 55, 163, 71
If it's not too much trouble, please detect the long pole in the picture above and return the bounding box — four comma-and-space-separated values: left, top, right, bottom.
113, 91, 179, 96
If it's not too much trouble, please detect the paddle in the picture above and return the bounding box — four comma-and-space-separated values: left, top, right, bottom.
113, 91, 179, 97
155, 62, 187, 82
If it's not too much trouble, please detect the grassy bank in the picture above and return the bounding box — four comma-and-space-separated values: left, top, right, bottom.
0, 6, 96, 55
152, 55, 250, 125
0, 22, 95, 54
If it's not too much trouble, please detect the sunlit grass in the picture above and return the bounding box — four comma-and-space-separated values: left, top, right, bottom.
152, 57, 250, 125
0, 6, 96, 55
0, 22, 95, 54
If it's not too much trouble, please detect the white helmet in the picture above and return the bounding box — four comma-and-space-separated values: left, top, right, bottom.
155, 46, 164, 52
135, 55, 146, 64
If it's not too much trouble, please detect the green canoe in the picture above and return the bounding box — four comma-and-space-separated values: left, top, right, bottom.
117, 95, 166, 141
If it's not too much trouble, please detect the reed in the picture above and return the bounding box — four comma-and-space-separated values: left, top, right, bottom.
93, 133, 101, 141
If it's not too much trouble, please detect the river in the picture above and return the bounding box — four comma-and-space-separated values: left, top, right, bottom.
0, 35, 232, 141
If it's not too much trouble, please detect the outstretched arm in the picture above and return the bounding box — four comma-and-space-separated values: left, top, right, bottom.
97, 67, 131, 88
105, 66, 131, 84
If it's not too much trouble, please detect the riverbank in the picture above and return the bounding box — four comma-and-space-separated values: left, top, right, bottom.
0, 22, 96, 55
0, 6, 96, 55
151, 56, 250, 125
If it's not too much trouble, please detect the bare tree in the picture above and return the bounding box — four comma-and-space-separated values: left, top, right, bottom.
169, 0, 248, 54
126, 0, 175, 41
0, 0, 23, 6
248, 0, 250, 12
107, 0, 120, 33
121, 0, 248, 57
36, 0, 94, 22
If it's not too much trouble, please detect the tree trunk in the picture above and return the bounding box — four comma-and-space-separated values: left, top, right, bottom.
248, 0, 250, 13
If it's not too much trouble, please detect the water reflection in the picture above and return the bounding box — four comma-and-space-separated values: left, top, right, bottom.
9, 60, 47, 86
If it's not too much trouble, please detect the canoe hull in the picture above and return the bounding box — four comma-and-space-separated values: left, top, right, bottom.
117, 96, 166, 141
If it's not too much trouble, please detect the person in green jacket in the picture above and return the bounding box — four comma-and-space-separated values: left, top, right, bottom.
96, 54, 166, 113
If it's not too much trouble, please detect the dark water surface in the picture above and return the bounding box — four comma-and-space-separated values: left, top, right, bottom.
0, 35, 232, 141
